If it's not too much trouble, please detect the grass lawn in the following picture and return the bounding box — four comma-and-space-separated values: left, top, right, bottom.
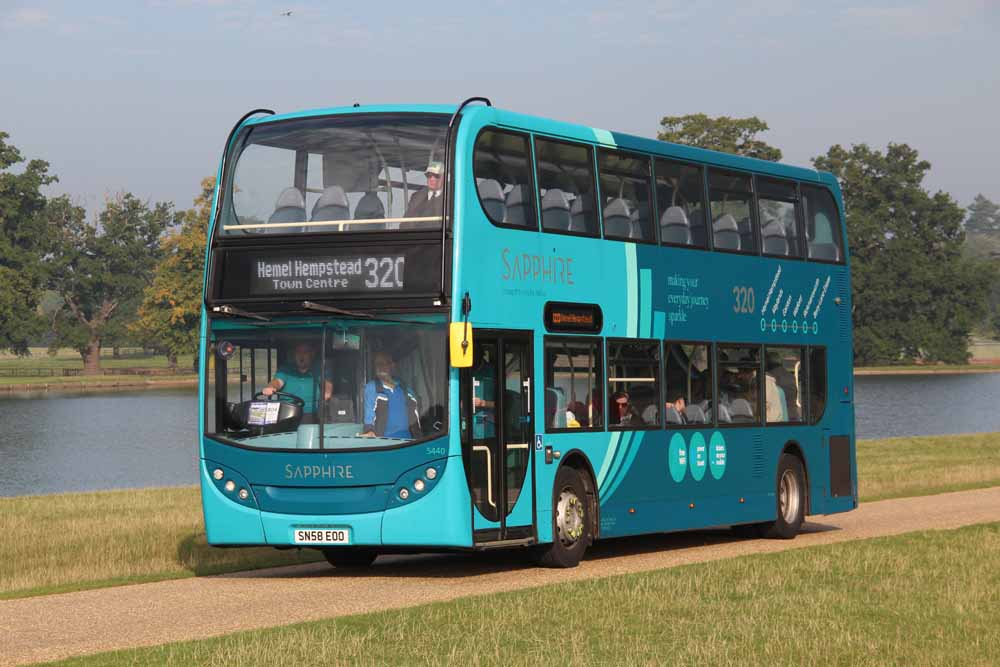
2, 432, 998, 601
855, 363, 1000, 374
46, 522, 1000, 667
0, 348, 196, 388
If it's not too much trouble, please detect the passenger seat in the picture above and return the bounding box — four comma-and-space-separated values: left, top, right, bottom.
309, 185, 349, 232
660, 206, 692, 245
603, 198, 632, 238
266, 187, 306, 233
477, 179, 506, 221
541, 189, 572, 231
504, 185, 533, 227
347, 192, 386, 231
713, 214, 741, 251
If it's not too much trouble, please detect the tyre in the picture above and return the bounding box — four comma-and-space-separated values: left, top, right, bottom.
534, 465, 592, 568
322, 547, 378, 569
759, 453, 806, 539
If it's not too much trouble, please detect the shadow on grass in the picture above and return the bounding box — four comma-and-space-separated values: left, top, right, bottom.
220, 520, 842, 582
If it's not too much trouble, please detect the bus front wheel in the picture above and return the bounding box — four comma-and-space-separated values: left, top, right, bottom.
534, 466, 592, 568
760, 453, 806, 539
322, 547, 378, 569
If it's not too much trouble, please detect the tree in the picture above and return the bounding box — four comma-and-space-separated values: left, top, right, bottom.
657, 114, 783, 161
813, 143, 992, 364
48, 193, 174, 373
966, 194, 1000, 234
130, 178, 214, 370
0, 132, 54, 354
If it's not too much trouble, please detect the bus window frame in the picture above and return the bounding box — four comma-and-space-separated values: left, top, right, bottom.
597, 148, 658, 246
801, 185, 847, 266
543, 334, 605, 434
653, 157, 711, 252
662, 339, 715, 429
707, 168, 760, 257
714, 341, 764, 428
755, 175, 806, 262
532, 135, 602, 240
605, 337, 663, 431
472, 125, 540, 232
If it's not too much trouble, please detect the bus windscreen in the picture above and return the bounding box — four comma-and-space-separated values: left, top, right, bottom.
218, 113, 449, 236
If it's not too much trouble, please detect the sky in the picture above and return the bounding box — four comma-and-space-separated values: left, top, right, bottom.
1, 0, 998, 218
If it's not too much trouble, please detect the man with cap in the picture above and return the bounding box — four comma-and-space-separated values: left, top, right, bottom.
404, 161, 445, 220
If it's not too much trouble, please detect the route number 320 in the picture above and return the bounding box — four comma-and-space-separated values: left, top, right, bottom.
732, 286, 755, 314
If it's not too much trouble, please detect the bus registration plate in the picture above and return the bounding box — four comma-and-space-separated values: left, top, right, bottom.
293, 528, 351, 545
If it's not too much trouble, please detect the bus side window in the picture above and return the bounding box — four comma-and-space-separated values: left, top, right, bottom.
534, 138, 600, 237
544, 337, 603, 431
716, 345, 761, 425
473, 129, 536, 229
607, 340, 661, 428
757, 177, 802, 258
663, 342, 712, 425
764, 346, 804, 423
655, 159, 708, 249
808, 347, 828, 423
598, 150, 654, 243
802, 186, 844, 263
709, 170, 756, 254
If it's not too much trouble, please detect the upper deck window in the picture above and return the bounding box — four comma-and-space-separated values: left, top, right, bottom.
801, 186, 845, 263
473, 129, 537, 229
655, 159, 708, 249
598, 150, 655, 243
218, 113, 449, 236
534, 138, 600, 237
757, 177, 803, 258
709, 170, 756, 254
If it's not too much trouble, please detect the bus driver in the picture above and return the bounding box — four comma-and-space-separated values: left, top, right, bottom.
261, 342, 333, 418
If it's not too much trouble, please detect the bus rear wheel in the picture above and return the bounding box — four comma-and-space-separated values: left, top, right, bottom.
534, 466, 592, 568
322, 547, 378, 569
759, 453, 806, 539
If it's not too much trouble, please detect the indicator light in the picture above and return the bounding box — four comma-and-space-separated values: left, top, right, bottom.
225, 480, 236, 493
414, 479, 426, 492
213, 469, 224, 480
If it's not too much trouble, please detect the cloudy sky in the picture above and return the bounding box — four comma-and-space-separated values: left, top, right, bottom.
2, 0, 997, 216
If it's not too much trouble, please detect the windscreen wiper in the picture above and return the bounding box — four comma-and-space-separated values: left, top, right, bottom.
211, 304, 271, 322
302, 301, 374, 319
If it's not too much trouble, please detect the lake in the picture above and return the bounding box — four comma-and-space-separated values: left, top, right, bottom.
2, 373, 999, 497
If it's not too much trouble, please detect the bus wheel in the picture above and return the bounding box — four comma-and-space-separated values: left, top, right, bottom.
760, 453, 806, 539
535, 466, 591, 568
322, 547, 378, 569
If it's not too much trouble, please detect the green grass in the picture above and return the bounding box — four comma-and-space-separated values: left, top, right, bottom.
2, 432, 998, 602
0, 347, 196, 388
45, 522, 1000, 667
857, 432, 1000, 501
0, 487, 322, 601
855, 363, 1000, 373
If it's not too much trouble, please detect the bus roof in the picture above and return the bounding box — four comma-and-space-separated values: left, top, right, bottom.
244, 103, 834, 189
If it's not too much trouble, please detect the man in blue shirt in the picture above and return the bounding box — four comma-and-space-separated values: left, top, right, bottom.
361, 351, 420, 439
261, 342, 332, 417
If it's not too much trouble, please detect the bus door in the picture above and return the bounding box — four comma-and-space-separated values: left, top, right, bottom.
461, 332, 535, 544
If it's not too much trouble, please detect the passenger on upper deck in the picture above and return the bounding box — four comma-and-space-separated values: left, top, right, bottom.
261, 342, 333, 418
404, 161, 445, 219
361, 351, 421, 439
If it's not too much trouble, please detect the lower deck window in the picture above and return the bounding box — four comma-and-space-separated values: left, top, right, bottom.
717, 345, 761, 424
544, 338, 603, 430
607, 340, 660, 428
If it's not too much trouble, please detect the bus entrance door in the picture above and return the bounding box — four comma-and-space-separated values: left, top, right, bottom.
462, 332, 535, 544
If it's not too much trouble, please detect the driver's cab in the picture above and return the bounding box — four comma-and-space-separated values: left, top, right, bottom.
206, 319, 447, 450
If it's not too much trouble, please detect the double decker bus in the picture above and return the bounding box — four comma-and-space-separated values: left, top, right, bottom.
200, 98, 856, 568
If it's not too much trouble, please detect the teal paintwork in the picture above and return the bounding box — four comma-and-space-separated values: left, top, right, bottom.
199, 102, 856, 551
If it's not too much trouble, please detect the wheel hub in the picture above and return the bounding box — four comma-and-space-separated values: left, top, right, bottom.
555, 488, 585, 546
779, 469, 801, 523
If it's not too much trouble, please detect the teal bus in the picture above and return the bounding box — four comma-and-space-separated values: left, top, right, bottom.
200, 98, 856, 568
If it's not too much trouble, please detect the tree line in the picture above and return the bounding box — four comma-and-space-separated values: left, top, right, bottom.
1, 120, 998, 370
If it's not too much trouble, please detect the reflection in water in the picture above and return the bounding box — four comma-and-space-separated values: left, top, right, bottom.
0, 388, 196, 497
2, 373, 1000, 497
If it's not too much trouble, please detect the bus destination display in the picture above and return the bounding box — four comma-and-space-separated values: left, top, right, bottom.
212, 244, 440, 301
253, 255, 405, 294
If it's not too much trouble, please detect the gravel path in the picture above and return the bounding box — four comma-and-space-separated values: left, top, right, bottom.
3, 487, 999, 666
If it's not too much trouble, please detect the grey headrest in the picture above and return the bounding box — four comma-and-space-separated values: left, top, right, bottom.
713, 213, 738, 233
660, 206, 689, 228
313, 185, 347, 212
762, 220, 787, 239
542, 188, 570, 211
477, 179, 504, 203
684, 404, 706, 424
505, 185, 530, 207
354, 192, 385, 220
275, 187, 305, 210
603, 198, 631, 219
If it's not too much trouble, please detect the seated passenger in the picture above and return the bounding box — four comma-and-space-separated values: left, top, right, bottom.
612, 391, 645, 427
404, 161, 444, 219
261, 342, 332, 419
765, 373, 788, 422
361, 351, 421, 439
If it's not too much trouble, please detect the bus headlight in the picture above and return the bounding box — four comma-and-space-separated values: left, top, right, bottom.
414, 479, 426, 492
213, 469, 224, 481
238, 488, 249, 500
399, 488, 410, 500
224, 480, 236, 493
425, 467, 437, 480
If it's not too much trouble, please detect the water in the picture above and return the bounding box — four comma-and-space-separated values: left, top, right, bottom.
2, 373, 1000, 497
